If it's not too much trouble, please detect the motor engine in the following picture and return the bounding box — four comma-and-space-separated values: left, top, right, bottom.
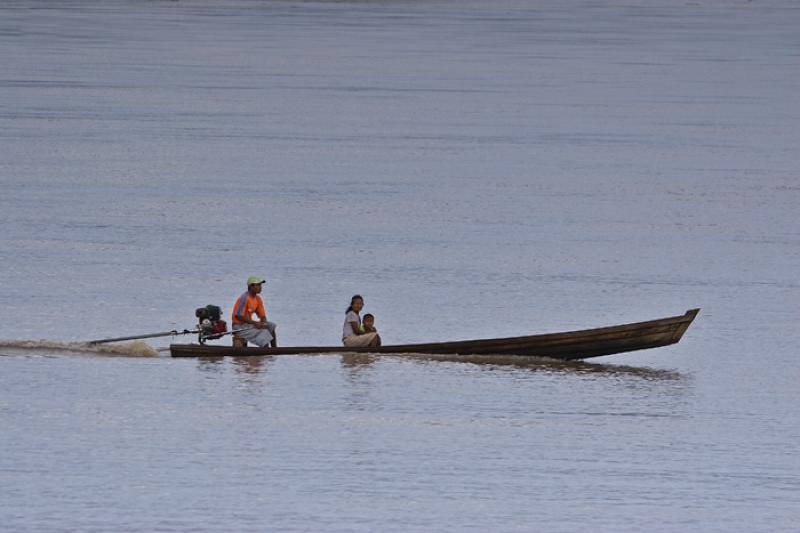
195, 304, 227, 343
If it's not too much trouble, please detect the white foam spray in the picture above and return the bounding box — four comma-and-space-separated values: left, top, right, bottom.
0, 340, 159, 357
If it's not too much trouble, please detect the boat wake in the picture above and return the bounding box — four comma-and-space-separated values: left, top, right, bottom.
0, 340, 159, 357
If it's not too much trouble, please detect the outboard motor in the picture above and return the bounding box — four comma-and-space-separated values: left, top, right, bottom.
195, 305, 227, 344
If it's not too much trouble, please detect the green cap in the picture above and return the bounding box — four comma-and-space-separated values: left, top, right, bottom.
247, 276, 265, 286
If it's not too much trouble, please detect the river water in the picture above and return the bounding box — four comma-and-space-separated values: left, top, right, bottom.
1, 1, 798, 531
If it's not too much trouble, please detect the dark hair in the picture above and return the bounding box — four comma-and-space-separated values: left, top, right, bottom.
346, 294, 363, 314
363, 313, 374, 320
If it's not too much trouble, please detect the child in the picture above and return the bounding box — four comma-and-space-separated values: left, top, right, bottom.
360, 313, 381, 346
361, 313, 377, 334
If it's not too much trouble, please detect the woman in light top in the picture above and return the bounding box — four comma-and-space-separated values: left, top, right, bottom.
342, 295, 381, 347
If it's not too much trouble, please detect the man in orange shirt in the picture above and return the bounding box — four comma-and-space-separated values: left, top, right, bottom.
232, 276, 277, 347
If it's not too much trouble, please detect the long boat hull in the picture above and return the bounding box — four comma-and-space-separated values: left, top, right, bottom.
169, 308, 699, 361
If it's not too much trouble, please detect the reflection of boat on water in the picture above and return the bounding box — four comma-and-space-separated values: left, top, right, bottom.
194, 353, 681, 381
170, 309, 699, 361
342, 353, 683, 381
451, 356, 682, 380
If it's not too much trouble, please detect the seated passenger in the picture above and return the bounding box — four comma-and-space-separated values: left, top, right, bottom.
342, 295, 380, 347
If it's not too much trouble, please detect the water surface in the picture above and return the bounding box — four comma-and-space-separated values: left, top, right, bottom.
1, 1, 799, 531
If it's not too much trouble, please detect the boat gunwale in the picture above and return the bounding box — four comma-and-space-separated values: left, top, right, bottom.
377, 308, 699, 350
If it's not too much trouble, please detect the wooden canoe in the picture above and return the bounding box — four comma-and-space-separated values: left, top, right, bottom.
169, 308, 699, 361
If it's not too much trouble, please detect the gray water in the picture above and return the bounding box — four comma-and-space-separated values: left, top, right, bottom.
1, 1, 799, 531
